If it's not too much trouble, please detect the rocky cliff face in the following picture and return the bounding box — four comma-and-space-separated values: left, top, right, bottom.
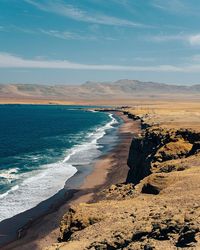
126, 127, 200, 187
46, 110, 200, 250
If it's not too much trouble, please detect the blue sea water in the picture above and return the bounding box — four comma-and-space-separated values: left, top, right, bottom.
0, 105, 119, 222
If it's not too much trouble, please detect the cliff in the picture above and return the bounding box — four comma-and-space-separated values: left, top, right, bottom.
46, 104, 200, 250
126, 127, 199, 185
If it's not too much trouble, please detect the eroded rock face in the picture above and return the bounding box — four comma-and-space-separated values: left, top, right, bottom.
96, 183, 135, 200
154, 139, 192, 162
59, 204, 103, 242
126, 128, 200, 184
141, 173, 171, 195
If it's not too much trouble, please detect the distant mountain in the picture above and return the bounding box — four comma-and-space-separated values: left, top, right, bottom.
0, 80, 199, 103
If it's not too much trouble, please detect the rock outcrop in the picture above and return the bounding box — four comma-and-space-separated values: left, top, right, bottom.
126, 127, 199, 185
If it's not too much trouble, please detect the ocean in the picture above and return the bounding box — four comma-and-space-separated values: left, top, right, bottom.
0, 105, 120, 222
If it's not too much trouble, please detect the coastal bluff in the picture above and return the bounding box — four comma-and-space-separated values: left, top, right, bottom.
46, 102, 200, 250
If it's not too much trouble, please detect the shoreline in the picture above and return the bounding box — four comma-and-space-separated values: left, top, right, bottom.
2, 112, 140, 249
2, 111, 140, 250
0, 110, 119, 247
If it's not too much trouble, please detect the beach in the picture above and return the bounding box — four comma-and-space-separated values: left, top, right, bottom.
2, 111, 140, 250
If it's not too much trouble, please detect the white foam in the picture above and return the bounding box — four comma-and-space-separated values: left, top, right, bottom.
0, 168, 19, 180
64, 113, 117, 165
0, 113, 118, 222
0, 185, 19, 199
0, 163, 77, 222
88, 109, 97, 113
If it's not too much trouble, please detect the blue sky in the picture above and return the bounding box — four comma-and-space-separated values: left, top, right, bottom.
1, 0, 200, 84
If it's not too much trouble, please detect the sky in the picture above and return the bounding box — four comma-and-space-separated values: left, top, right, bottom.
1, 0, 200, 85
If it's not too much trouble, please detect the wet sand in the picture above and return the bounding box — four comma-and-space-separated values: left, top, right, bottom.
2, 111, 140, 250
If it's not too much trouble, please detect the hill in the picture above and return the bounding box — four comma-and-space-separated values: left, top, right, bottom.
0, 80, 199, 104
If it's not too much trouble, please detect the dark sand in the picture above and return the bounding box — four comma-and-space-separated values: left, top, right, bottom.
2, 112, 140, 250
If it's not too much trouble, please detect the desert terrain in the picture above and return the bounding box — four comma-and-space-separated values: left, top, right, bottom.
0, 80, 200, 105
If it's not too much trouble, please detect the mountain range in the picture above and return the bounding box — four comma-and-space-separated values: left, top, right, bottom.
0, 79, 200, 104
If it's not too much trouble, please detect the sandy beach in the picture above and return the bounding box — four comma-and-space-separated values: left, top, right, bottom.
2, 111, 140, 250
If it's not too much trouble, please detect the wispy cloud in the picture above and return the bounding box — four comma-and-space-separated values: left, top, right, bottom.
188, 34, 200, 46
40, 28, 116, 41
24, 0, 148, 28
149, 33, 200, 46
149, 33, 185, 42
1, 52, 200, 73
1, 25, 103, 41
39, 29, 96, 40
152, 0, 200, 18
191, 54, 200, 62
0, 25, 37, 35
152, 0, 189, 14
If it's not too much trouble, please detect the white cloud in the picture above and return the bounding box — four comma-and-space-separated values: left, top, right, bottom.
2, 52, 200, 73
149, 33, 200, 46
0, 24, 115, 41
188, 34, 200, 45
152, 0, 189, 14
24, 0, 147, 28
191, 54, 200, 62
149, 34, 185, 42
39, 29, 96, 40
39, 29, 116, 41
0, 25, 37, 35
